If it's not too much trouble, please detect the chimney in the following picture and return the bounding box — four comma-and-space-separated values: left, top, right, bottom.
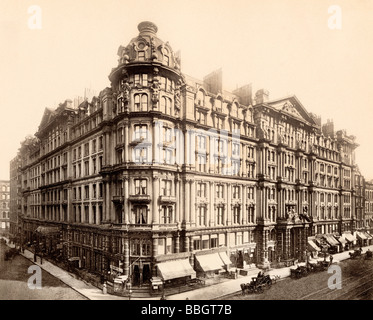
233, 84, 252, 106
203, 68, 222, 95
254, 89, 269, 104
322, 119, 335, 137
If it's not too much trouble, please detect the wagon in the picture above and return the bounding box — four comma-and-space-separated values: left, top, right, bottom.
4, 248, 18, 261
240, 275, 272, 295
349, 249, 362, 259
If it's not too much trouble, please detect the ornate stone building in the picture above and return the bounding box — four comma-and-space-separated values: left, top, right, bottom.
0, 180, 10, 234
15, 21, 367, 286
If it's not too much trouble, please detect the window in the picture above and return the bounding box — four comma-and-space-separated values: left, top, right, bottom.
232, 186, 240, 199
161, 180, 172, 196
84, 185, 89, 199
216, 185, 224, 198
134, 74, 148, 86
134, 206, 147, 224
134, 94, 148, 111
161, 206, 173, 224
233, 206, 241, 224
135, 179, 147, 195
197, 206, 206, 226
197, 155, 206, 172
134, 147, 148, 163
248, 187, 254, 200
134, 124, 148, 141
160, 77, 173, 91
217, 206, 224, 225
163, 127, 173, 143
138, 51, 145, 60
197, 182, 206, 197
160, 96, 172, 115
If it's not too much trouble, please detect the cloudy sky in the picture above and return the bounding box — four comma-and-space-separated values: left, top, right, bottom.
1, 0, 373, 180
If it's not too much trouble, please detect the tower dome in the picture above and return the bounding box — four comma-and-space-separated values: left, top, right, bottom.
115, 21, 180, 71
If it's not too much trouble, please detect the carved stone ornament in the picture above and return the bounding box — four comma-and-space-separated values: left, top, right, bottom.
151, 81, 160, 104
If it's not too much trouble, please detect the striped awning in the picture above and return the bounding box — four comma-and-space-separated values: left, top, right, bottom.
323, 235, 340, 247
157, 259, 196, 281
356, 231, 368, 240
343, 232, 356, 242
308, 240, 321, 252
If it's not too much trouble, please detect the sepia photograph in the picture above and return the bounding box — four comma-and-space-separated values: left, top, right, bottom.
1, 0, 373, 312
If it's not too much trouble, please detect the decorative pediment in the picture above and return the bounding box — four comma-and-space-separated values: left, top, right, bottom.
281, 101, 302, 119
268, 96, 317, 126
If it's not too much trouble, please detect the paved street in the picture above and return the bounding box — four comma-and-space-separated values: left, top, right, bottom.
217, 255, 373, 300
0, 242, 87, 300
1, 236, 373, 300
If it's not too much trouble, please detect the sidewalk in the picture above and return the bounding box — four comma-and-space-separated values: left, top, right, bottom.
2, 237, 154, 301
165, 244, 373, 300
3, 236, 372, 300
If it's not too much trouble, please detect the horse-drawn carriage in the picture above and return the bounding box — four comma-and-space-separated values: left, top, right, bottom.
365, 250, 373, 260
290, 265, 311, 279
349, 249, 362, 259
4, 248, 18, 261
240, 274, 273, 295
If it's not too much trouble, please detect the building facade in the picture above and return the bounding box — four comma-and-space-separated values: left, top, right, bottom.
364, 180, 373, 233
0, 180, 10, 234
14, 21, 367, 286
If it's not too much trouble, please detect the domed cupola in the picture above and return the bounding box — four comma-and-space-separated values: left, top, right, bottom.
115, 21, 180, 71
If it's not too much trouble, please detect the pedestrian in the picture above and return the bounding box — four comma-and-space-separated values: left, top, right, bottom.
329, 255, 333, 264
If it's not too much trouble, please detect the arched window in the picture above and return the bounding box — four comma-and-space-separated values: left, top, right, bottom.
160, 96, 172, 115
162, 48, 170, 66
134, 94, 148, 111
215, 98, 222, 112
197, 90, 204, 106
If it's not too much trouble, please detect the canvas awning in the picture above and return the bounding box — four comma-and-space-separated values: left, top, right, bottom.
195, 253, 225, 272
35, 226, 59, 235
114, 275, 128, 284
218, 252, 231, 266
343, 232, 356, 242
336, 236, 347, 244
323, 235, 340, 247
157, 259, 196, 281
308, 240, 321, 252
356, 231, 368, 240
363, 232, 373, 239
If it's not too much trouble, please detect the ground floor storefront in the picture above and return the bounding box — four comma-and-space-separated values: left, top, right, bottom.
19, 217, 359, 294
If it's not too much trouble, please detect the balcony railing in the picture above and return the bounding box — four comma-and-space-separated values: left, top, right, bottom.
128, 194, 151, 203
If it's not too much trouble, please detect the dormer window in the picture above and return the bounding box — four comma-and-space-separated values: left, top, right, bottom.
138, 51, 145, 61
162, 48, 170, 66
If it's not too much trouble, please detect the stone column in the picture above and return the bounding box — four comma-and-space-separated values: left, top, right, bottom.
208, 182, 214, 226
152, 236, 158, 277
175, 177, 180, 224
175, 234, 180, 253
184, 180, 190, 225
124, 177, 129, 224
152, 176, 159, 224
123, 237, 129, 276
124, 123, 129, 162
189, 237, 194, 266
184, 235, 190, 252
284, 228, 291, 259
190, 180, 195, 226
